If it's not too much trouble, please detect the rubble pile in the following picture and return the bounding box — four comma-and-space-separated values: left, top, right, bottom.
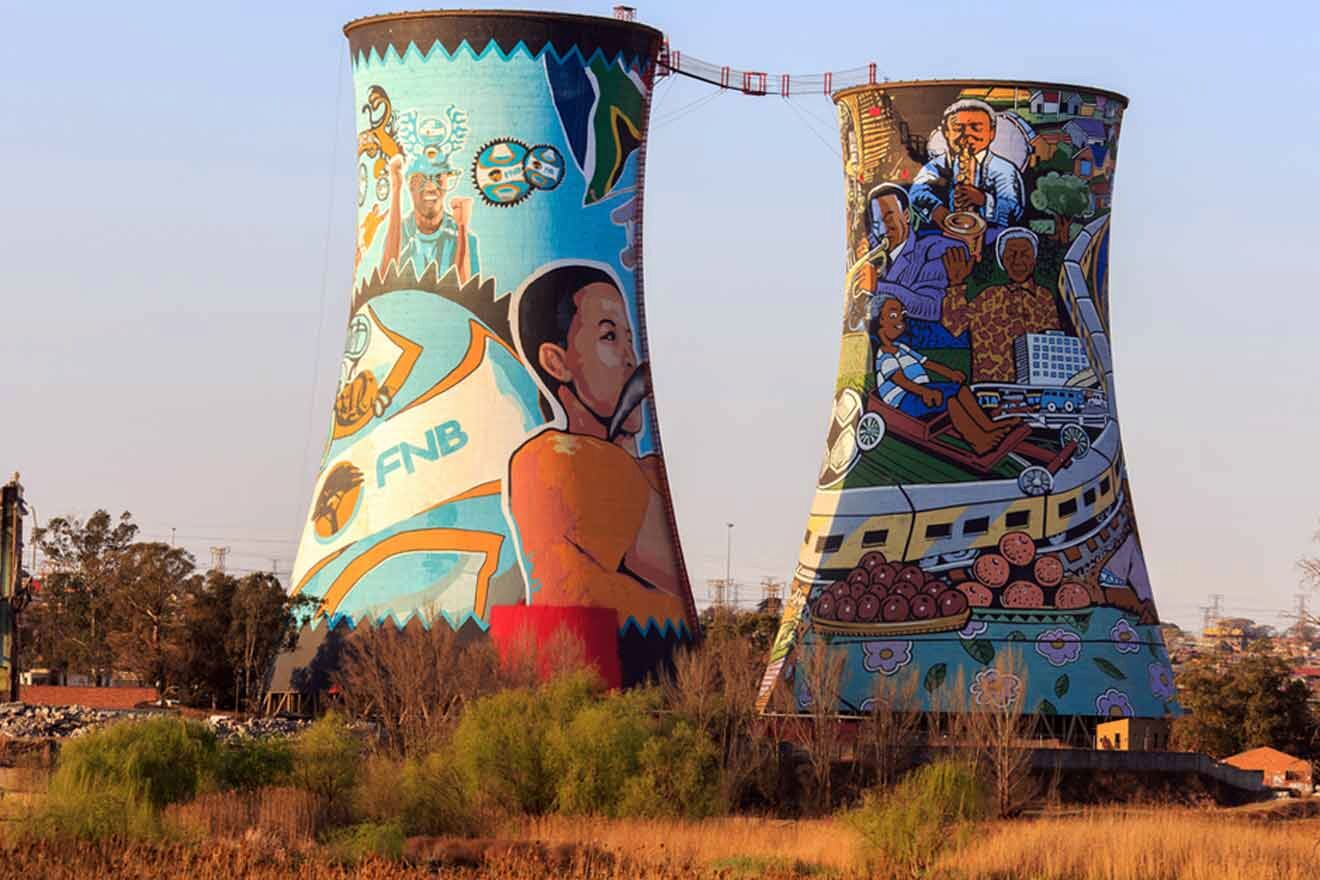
206, 714, 309, 740
0, 702, 120, 739
0, 703, 310, 741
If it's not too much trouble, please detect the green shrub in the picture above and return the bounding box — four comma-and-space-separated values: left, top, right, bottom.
620, 719, 722, 819
549, 688, 657, 816
21, 776, 162, 842
21, 716, 247, 841
452, 669, 601, 814
291, 712, 361, 822
356, 750, 481, 837
55, 717, 216, 810
210, 737, 293, 792
707, 855, 831, 877
324, 820, 405, 863
845, 759, 990, 874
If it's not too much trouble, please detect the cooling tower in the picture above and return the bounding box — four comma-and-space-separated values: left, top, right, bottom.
282, 10, 697, 690
760, 81, 1179, 720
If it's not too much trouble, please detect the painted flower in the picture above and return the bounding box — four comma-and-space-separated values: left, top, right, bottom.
958, 619, 988, 640
1034, 628, 1083, 667
970, 667, 1022, 710
1095, 688, 1133, 718
797, 687, 813, 710
860, 697, 876, 713
1109, 618, 1142, 654
863, 641, 913, 675
1148, 663, 1177, 701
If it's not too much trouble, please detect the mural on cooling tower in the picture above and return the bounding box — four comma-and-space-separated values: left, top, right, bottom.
762, 82, 1179, 719
289, 14, 697, 675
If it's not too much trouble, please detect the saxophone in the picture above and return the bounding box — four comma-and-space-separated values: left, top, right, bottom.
941, 138, 986, 262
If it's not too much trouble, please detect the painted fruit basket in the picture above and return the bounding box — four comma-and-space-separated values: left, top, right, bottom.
812, 607, 972, 639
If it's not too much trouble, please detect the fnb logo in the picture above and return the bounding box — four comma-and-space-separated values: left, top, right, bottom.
376, 421, 469, 487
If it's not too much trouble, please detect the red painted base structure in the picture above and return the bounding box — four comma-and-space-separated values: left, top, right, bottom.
487, 605, 622, 690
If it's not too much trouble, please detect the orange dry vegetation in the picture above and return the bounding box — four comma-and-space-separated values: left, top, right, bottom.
935, 809, 1320, 880
510, 815, 857, 870
3, 809, 1319, 879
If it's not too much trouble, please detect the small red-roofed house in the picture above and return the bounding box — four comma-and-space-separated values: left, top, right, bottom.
1223, 747, 1313, 794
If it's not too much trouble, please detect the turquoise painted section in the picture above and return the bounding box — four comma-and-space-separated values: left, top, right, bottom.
290, 14, 698, 670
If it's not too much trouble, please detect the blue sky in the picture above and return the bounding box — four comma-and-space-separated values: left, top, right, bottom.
3, 0, 1318, 633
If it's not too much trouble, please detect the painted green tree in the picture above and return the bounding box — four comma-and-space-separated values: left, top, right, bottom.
1030, 172, 1092, 244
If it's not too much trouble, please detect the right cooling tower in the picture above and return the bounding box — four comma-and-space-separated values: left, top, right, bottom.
762, 81, 1179, 720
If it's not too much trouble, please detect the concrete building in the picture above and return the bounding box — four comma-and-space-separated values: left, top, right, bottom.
1095, 717, 1172, 751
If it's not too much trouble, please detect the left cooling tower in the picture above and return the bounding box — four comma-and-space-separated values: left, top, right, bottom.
280, 10, 698, 691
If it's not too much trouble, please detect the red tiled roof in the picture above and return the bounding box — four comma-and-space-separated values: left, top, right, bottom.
20, 685, 158, 710
1223, 747, 1311, 775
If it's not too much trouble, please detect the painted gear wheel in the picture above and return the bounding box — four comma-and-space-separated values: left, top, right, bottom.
472, 138, 532, 206
524, 144, 566, 191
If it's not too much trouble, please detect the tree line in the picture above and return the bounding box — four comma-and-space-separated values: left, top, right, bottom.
21, 509, 309, 710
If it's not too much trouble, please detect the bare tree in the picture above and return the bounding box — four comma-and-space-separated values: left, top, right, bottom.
956, 650, 1038, 818
496, 621, 592, 690
856, 669, 924, 789
334, 623, 502, 756
792, 639, 849, 814
663, 633, 777, 809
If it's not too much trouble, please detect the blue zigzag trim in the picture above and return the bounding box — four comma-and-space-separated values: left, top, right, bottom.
617, 617, 693, 640
320, 607, 490, 633
352, 38, 648, 75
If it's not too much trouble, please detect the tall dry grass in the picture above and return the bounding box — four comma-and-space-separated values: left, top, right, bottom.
8, 800, 1320, 879
936, 808, 1320, 880
165, 786, 319, 844
512, 814, 859, 870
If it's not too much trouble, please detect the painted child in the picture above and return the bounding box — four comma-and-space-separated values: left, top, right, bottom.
872, 296, 1008, 455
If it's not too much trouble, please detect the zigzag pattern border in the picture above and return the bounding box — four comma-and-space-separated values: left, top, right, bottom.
351, 38, 652, 76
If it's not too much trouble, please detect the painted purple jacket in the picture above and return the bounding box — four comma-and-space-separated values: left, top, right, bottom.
874, 233, 964, 321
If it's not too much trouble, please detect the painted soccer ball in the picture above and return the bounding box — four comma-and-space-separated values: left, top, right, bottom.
473, 139, 532, 206
524, 144, 565, 190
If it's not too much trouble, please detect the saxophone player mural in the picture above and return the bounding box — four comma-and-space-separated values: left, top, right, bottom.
762, 81, 1178, 721
282, 11, 698, 691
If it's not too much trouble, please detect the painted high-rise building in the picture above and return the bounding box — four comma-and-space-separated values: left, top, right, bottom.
762, 80, 1178, 721
281, 10, 697, 690
1014, 331, 1090, 387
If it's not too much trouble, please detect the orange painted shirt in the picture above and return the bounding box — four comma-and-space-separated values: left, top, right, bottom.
942, 281, 1061, 382
508, 430, 686, 628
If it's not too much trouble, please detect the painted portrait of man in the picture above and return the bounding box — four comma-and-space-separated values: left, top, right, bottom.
507, 263, 689, 630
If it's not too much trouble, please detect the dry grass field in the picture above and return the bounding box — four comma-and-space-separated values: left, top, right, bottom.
2, 808, 1319, 879
934, 809, 1320, 880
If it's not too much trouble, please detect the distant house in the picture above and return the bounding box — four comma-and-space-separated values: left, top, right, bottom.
1094, 94, 1121, 120
1089, 180, 1112, 212
1031, 130, 1070, 166
1029, 89, 1083, 116
1223, 747, 1314, 794
1073, 143, 1113, 179
1064, 118, 1108, 149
